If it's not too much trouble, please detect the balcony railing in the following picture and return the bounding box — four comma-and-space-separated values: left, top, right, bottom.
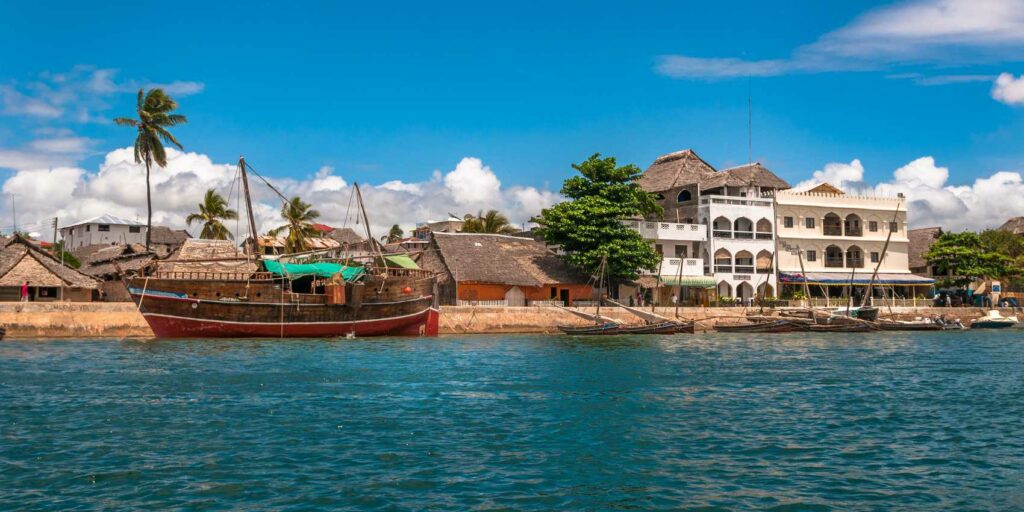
845, 227, 863, 237
825, 258, 844, 268
823, 226, 842, 236
734, 231, 754, 239
621, 220, 706, 241
755, 232, 772, 240
756, 267, 772, 274
734, 266, 755, 274
846, 259, 864, 269
713, 230, 732, 239
699, 195, 773, 208
714, 265, 732, 273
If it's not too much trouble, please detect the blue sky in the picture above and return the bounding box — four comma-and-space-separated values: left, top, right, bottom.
1, 0, 1024, 234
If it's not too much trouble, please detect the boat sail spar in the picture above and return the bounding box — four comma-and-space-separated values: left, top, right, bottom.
127, 156, 440, 338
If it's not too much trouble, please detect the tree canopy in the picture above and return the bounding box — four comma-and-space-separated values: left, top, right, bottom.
461, 210, 517, 234
533, 153, 662, 279
186, 189, 238, 240
268, 196, 321, 253
924, 230, 1019, 287
384, 224, 404, 243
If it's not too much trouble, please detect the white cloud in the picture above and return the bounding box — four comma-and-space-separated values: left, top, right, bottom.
28, 136, 93, 154
799, 156, 1024, 230
657, 0, 1024, 80
992, 72, 1024, 105
443, 157, 502, 206
144, 80, 205, 96
0, 147, 561, 239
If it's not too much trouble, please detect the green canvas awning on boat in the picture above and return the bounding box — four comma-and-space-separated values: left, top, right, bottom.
263, 260, 365, 280
384, 254, 419, 269
658, 275, 716, 288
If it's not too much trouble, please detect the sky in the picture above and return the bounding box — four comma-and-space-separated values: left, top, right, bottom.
1, 0, 1024, 238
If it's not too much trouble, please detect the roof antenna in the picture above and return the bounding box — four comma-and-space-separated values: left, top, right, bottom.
747, 74, 753, 165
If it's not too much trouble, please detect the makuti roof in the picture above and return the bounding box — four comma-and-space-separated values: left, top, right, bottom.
702, 163, 791, 190
427, 232, 589, 287
0, 235, 99, 288
908, 227, 943, 270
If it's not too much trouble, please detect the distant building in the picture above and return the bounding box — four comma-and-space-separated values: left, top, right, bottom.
148, 226, 191, 257
0, 235, 98, 301
998, 217, 1024, 235
59, 214, 146, 250
413, 217, 464, 240
323, 227, 380, 253
775, 186, 934, 300
419, 232, 592, 306
908, 227, 943, 278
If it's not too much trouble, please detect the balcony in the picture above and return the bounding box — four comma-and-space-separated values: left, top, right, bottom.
755, 231, 772, 240
825, 257, 844, 268
713, 229, 733, 239
699, 195, 773, 208
823, 225, 843, 236
714, 265, 732, 273
846, 258, 864, 269
641, 257, 704, 276
733, 231, 754, 240
621, 220, 707, 242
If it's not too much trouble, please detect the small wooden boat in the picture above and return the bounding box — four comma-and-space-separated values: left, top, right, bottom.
876, 320, 944, 331
675, 321, 696, 334
716, 319, 793, 333
832, 306, 879, 322
0, 326, 5, 340
617, 321, 680, 335
558, 322, 621, 335
806, 322, 874, 332
971, 310, 1019, 329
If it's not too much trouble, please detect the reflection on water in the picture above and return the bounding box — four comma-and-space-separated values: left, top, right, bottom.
1, 331, 1022, 510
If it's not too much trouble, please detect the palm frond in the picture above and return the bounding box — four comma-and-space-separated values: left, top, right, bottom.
155, 126, 184, 150
113, 117, 138, 127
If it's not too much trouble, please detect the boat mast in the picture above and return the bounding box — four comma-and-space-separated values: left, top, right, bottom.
353, 183, 387, 267
674, 252, 683, 319
796, 245, 812, 306
862, 195, 903, 306
238, 156, 259, 248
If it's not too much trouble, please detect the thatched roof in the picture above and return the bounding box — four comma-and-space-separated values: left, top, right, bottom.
251, 235, 340, 250
426, 233, 588, 287
702, 163, 790, 190
81, 253, 155, 278
999, 217, 1024, 235
325, 227, 365, 245
637, 149, 717, 193
908, 227, 942, 270
150, 226, 191, 246
158, 239, 258, 274
805, 183, 844, 195
0, 235, 98, 288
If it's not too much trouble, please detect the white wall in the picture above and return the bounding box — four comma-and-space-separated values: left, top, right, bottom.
59, 224, 148, 249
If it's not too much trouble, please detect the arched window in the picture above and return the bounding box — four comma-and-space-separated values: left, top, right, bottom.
714, 249, 732, 273
756, 250, 773, 273
844, 214, 862, 237
846, 245, 864, 268
717, 281, 733, 299
755, 218, 772, 239
712, 216, 731, 238
735, 250, 754, 273
676, 190, 692, 203
825, 245, 844, 268
733, 217, 753, 239
824, 213, 842, 236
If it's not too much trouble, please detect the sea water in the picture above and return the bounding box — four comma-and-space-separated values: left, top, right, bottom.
2, 332, 1023, 510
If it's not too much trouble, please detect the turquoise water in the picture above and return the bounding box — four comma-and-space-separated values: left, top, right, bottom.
2, 332, 1023, 510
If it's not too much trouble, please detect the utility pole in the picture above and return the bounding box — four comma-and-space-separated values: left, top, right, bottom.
52, 217, 58, 248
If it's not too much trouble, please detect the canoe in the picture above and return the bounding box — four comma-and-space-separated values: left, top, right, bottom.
558, 323, 622, 335
716, 320, 793, 333
806, 322, 875, 332
876, 321, 944, 331
617, 321, 681, 335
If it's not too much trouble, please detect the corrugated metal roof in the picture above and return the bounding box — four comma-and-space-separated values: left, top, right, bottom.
64, 214, 144, 228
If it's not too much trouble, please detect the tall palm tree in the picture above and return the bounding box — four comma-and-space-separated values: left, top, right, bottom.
387, 224, 403, 243
461, 209, 517, 234
113, 88, 187, 252
268, 196, 321, 253
185, 189, 238, 240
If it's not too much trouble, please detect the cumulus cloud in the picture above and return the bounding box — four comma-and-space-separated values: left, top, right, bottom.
799, 156, 1024, 231
657, 0, 1024, 81
992, 72, 1024, 105
0, 147, 560, 239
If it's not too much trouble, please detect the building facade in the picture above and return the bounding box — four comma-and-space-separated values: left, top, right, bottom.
775, 186, 933, 301
620, 219, 712, 305
59, 214, 147, 250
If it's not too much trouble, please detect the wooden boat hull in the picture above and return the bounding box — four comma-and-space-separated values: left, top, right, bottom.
617, 321, 680, 335
129, 273, 439, 338
806, 322, 875, 332
558, 323, 621, 335
716, 320, 793, 333
877, 321, 943, 331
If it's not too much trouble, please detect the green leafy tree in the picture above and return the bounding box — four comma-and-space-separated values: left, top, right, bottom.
533, 153, 662, 279
51, 240, 81, 269
461, 210, 517, 234
114, 88, 188, 252
185, 189, 239, 240
268, 196, 321, 253
924, 231, 1018, 287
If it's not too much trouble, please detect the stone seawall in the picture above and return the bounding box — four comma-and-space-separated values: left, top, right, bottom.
0, 303, 1015, 338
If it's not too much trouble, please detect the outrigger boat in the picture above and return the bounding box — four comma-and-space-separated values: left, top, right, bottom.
128, 158, 439, 339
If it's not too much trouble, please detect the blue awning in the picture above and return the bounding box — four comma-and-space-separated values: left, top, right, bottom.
780, 271, 934, 286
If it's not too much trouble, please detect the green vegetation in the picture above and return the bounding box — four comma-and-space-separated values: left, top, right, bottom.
268, 196, 321, 253
51, 241, 81, 269
533, 153, 662, 279
114, 88, 188, 252
461, 210, 516, 234
924, 230, 1021, 287
186, 189, 239, 240
384, 224, 404, 243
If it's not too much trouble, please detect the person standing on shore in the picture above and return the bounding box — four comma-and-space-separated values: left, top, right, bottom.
20, 281, 29, 302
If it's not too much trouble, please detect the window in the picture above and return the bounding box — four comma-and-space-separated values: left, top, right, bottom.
85, 225, 90, 232
869, 221, 878, 232
806, 250, 817, 262
674, 245, 688, 258
889, 221, 898, 232
98, 224, 110, 232
129, 226, 141, 233
870, 252, 880, 263
654, 244, 663, 257
784, 216, 794, 228
805, 217, 816, 229
676, 190, 692, 202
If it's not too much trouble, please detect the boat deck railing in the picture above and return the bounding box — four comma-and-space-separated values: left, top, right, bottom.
150, 271, 278, 281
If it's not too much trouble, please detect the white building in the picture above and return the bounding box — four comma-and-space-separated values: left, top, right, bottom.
697, 163, 790, 303
59, 214, 147, 250
621, 219, 712, 305
774, 184, 933, 302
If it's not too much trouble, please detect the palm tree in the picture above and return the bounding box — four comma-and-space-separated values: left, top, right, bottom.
268, 196, 321, 253
185, 189, 238, 240
386, 224, 403, 243
113, 88, 187, 252
461, 209, 517, 234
